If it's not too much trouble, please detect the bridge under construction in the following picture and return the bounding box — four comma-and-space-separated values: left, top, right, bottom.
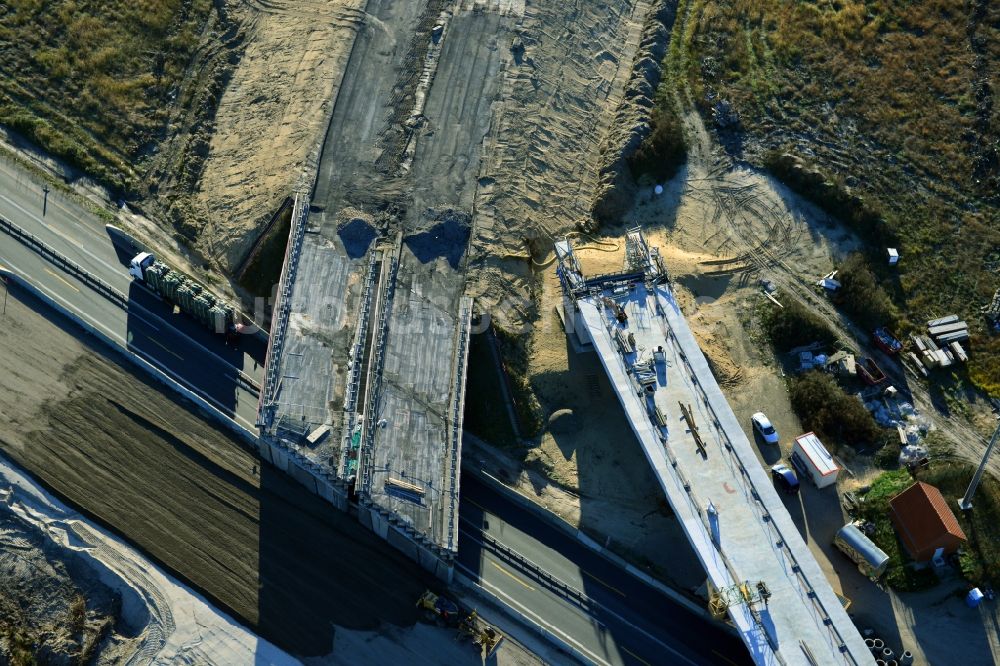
256, 195, 469, 581
556, 229, 871, 665
253, 0, 502, 580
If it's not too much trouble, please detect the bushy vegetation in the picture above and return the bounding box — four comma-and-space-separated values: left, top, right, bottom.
494, 325, 544, 438
463, 330, 519, 447
0, 0, 215, 193
788, 371, 884, 450
760, 298, 837, 352
629, 94, 687, 182
860, 464, 1000, 590
834, 253, 899, 331
763, 152, 893, 248
677, 0, 1000, 395
922, 462, 1000, 585
858, 469, 939, 591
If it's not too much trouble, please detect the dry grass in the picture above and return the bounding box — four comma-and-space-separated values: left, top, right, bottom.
0, 0, 214, 192
683, 0, 1000, 394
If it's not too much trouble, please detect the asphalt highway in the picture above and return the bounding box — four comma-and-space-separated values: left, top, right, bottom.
0, 159, 263, 429
458, 472, 750, 666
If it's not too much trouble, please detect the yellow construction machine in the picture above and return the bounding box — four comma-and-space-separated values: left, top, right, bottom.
458, 608, 503, 659
417, 591, 504, 659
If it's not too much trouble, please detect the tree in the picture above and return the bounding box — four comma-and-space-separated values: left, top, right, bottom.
789, 371, 882, 448
762, 298, 837, 351
836, 253, 897, 330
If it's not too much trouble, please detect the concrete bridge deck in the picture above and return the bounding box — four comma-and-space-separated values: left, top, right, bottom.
558, 233, 871, 666
254, 0, 502, 575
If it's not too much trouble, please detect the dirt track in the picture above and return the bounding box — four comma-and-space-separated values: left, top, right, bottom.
181, 0, 366, 273
0, 284, 432, 657
652, 103, 1000, 481
468, 0, 661, 327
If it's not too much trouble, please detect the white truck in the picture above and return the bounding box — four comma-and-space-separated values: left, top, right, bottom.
790, 432, 840, 488
129, 252, 236, 337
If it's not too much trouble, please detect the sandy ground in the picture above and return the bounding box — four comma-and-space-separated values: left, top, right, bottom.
0, 457, 296, 665
189, 0, 365, 273
2, 451, 545, 665
0, 284, 543, 662
467, 0, 660, 327
467, 239, 709, 593
638, 110, 1000, 666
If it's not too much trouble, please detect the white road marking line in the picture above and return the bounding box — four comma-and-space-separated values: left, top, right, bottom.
0, 194, 123, 277
456, 562, 615, 666
0, 260, 256, 430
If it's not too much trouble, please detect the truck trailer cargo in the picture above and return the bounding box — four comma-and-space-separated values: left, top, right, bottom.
790, 432, 840, 488
129, 252, 237, 338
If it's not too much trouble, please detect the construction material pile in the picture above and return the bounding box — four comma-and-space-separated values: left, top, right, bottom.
984, 288, 1000, 331
908, 315, 968, 372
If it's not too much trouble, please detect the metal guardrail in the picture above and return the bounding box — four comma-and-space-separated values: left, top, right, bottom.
236, 370, 261, 395
587, 283, 855, 663
1, 215, 263, 401
654, 289, 857, 664
0, 215, 128, 308
476, 530, 594, 612
258, 191, 309, 427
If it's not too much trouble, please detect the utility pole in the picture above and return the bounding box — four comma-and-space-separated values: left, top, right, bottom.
958, 422, 1000, 510
1, 274, 7, 316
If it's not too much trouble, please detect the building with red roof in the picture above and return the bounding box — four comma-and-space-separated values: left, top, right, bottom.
889, 481, 967, 562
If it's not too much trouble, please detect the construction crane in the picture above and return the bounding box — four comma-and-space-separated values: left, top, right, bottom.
958, 422, 1000, 510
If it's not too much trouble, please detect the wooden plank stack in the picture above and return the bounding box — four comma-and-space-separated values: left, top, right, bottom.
910, 315, 969, 371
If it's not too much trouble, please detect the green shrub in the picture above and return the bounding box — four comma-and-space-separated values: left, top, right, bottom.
834, 253, 898, 330
788, 371, 883, 449
628, 95, 687, 182
861, 464, 1000, 589
921, 462, 1000, 585
764, 152, 894, 247
874, 444, 900, 470
865, 468, 911, 503
494, 325, 544, 437
860, 469, 939, 591
0, 0, 215, 194
686, 0, 1000, 398
761, 298, 837, 352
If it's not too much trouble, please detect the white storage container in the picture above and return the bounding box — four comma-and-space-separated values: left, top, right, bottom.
790, 432, 840, 488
